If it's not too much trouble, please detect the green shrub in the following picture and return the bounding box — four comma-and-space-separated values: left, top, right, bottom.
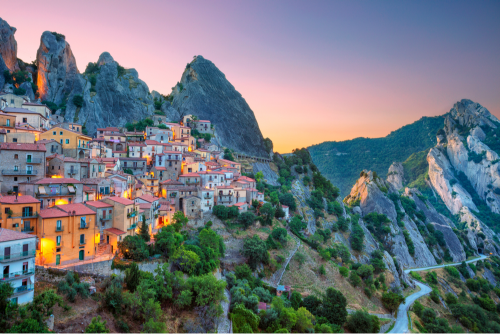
72, 94, 84, 108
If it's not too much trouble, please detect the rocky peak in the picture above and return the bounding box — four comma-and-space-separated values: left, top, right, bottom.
97, 52, 114, 66
170, 55, 269, 157
445, 99, 500, 135
0, 17, 17, 72
36, 31, 83, 104
386, 162, 404, 190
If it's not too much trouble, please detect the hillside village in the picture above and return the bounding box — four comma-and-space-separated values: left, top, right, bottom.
2, 15, 500, 334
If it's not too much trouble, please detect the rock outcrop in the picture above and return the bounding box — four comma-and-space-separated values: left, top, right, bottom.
170, 56, 268, 157
64, 52, 155, 135
0, 18, 17, 72
387, 162, 404, 190
36, 31, 83, 105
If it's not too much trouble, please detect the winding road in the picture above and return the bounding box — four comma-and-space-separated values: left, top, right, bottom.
389, 254, 488, 333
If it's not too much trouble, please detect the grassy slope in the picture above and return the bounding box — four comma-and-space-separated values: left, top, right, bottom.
308, 115, 445, 196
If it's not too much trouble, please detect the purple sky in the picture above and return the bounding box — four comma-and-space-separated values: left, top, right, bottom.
3, 0, 500, 152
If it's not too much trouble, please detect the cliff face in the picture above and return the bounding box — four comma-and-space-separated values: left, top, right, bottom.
63, 52, 155, 134
36, 31, 83, 104
0, 18, 17, 72
386, 162, 404, 190
170, 56, 268, 157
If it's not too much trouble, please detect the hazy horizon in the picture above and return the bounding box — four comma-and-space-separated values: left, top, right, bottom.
3, 0, 499, 153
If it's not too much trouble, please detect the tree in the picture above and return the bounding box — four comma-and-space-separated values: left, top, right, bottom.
356, 264, 374, 279
346, 310, 379, 333
8, 319, 48, 333
118, 235, 149, 261
279, 193, 297, 212
238, 211, 256, 229
72, 94, 84, 108
242, 235, 269, 270
187, 274, 227, 306
337, 216, 349, 231
155, 226, 180, 258
172, 246, 200, 274
125, 262, 141, 292
275, 206, 285, 219
231, 303, 259, 333
290, 291, 303, 310
289, 215, 307, 234
142, 319, 167, 333
271, 227, 288, 244
295, 307, 315, 332
138, 215, 150, 242
85, 316, 109, 333
255, 171, 264, 183
224, 148, 235, 161
259, 203, 275, 226
0, 282, 13, 317
172, 211, 188, 232
382, 291, 405, 314
349, 271, 362, 287
321, 287, 348, 326
213, 205, 228, 219
339, 266, 349, 277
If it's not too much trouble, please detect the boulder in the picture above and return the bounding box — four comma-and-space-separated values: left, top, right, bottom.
0, 17, 17, 72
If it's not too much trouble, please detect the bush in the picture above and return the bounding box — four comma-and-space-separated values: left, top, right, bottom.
339, 266, 349, 277
72, 94, 84, 108
445, 266, 460, 278
346, 310, 379, 333
349, 271, 362, 287
242, 235, 269, 270
85, 316, 109, 333
381, 291, 405, 314
445, 293, 457, 305
124, 262, 141, 292
238, 211, 256, 229
118, 235, 149, 261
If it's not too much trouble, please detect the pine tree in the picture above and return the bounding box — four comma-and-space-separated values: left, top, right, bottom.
139, 215, 150, 242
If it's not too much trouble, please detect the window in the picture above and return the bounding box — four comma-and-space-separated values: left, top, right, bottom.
6, 119, 10, 126
80, 234, 85, 244
53, 131, 56, 135
26, 154, 32, 162
13, 138, 17, 143
56, 235, 61, 246
60, 131, 63, 135
14, 165, 18, 171
60, 139, 63, 144
56, 254, 60, 265
56, 220, 62, 231
80, 216, 86, 228
22, 117, 27, 123
65, 139, 69, 144
13, 177, 17, 181
14, 154, 18, 159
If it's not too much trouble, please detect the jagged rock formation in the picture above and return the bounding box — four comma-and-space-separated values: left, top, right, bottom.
64, 52, 155, 134
344, 171, 438, 270
387, 162, 404, 190
36, 31, 83, 104
0, 18, 17, 72
170, 56, 268, 157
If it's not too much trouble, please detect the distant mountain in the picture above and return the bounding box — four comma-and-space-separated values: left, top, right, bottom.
308, 115, 445, 196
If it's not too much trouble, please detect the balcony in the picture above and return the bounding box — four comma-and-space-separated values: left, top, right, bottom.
37, 188, 75, 197
79, 223, 89, 229
127, 224, 137, 231
1, 268, 35, 281
55, 226, 64, 232
78, 144, 91, 150
12, 284, 34, 296
100, 216, 112, 221
0, 250, 36, 262
185, 181, 199, 186
204, 194, 213, 199
11, 212, 38, 219
79, 239, 87, 245
26, 158, 42, 164
67, 168, 79, 175
127, 210, 138, 218
21, 226, 35, 234
2, 170, 38, 176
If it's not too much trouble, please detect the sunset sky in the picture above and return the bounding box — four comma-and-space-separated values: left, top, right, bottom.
3, 0, 499, 153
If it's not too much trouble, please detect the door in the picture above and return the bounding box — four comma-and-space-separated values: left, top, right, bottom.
26, 154, 32, 163
4, 247, 10, 260
79, 250, 84, 261
26, 166, 33, 175
107, 235, 109, 244
22, 262, 28, 273
56, 255, 60, 265
2, 265, 9, 279
22, 244, 28, 256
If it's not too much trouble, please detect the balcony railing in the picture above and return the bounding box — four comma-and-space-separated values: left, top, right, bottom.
79, 239, 87, 245
204, 194, 213, 199
127, 224, 137, 230
21, 226, 34, 233
26, 158, 42, 164
12, 284, 34, 295
100, 216, 111, 221
127, 210, 138, 218
68, 168, 79, 175
185, 181, 199, 185
1, 268, 35, 281
55, 226, 64, 232
37, 188, 75, 197
2, 170, 38, 175
0, 250, 36, 262
79, 223, 89, 229
11, 212, 38, 219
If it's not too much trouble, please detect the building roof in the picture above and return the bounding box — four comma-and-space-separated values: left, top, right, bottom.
238, 176, 256, 182
56, 203, 97, 216
0, 195, 39, 204
39, 207, 69, 219
233, 202, 248, 207
0, 142, 46, 151
161, 179, 183, 185
128, 142, 146, 147
36, 139, 58, 144
0, 228, 36, 242
47, 126, 92, 139
2, 107, 48, 119
97, 127, 120, 132
105, 196, 134, 205
145, 140, 161, 145
136, 194, 159, 203
119, 157, 147, 161
137, 203, 152, 210
35, 178, 81, 185
85, 201, 113, 209
179, 172, 200, 178
104, 227, 127, 236
219, 159, 241, 165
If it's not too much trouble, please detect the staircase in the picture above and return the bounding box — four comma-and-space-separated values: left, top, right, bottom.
96, 243, 111, 257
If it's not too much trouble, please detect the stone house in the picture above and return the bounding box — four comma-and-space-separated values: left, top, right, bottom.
199, 188, 214, 212
154, 151, 182, 181
198, 170, 226, 189
194, 148, 211, 162
128, 142, 146, 158
0, 93, 28, 108
2, 108, 50, 131
183, 195, 201, 219
0, 142, 46, 193
218, 158, 242, 174
215, 186, 235, 206
119, 157, 147, 174
37, 139, 62, 155
178, 173, 201, 187
82, 178, 112, 201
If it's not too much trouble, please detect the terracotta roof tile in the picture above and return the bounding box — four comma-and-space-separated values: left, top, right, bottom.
105, 196, 134, 206
0, 142, 46, 151
136, 194, 159, 203
0, 195, 39, 204
104, 227, 126, 235
0, 228, 37, 242
35, 177, 81, 184
57, 203, 97, 216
